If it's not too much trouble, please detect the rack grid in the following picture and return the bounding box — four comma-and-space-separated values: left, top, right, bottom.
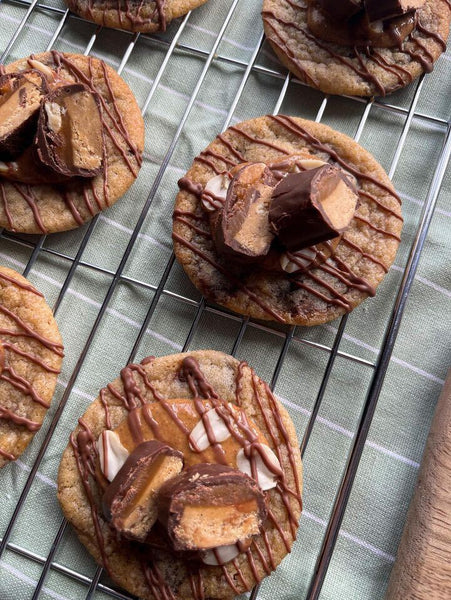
0, 1, 450, 599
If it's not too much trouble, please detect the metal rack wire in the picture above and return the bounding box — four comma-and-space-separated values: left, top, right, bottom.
0, 1, 450, 599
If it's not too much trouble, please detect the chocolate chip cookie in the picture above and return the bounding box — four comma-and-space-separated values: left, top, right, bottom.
58, 351, 303, 600
0, 52, 144, 234
173, 115, 403, 326
0, 266, 63, 468
65, 0, 209, 33
262, 0, 451, 96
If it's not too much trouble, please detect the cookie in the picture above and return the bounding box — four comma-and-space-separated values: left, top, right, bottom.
0, 267, 63, 468
262, 0, 451, 96
0, 52, 144, 234
65, 0, 209, 33
58, 351, 303, 600
173, 115, 403, 326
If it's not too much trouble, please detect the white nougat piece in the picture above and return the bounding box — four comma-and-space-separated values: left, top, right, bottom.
97, 430, 130, 481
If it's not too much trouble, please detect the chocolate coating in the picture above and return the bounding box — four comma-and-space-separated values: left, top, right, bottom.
102, 440, 184, 542
0, 72, 47, 160
35, 83, 103, 178
364, 0, 424, 22
158, 463, 267, 552
214, 163, 277, 263
269, 164, 357, 252
316, 0, 363, 21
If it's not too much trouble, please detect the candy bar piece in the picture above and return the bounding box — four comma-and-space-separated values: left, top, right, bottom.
158, 464, 266, 552
35, 83, 103, 178
0, 72, 47, 160
269, 164, 358, 252
214, 162, 277, 262
316, 0, 363, 21
102, 440, 184, 542
364, 0, 425, 22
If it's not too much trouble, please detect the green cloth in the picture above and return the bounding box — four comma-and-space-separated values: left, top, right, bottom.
0, 1, 450, 599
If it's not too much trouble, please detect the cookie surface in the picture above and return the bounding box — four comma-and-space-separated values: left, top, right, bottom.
0, 267, 63, 468
173, 115, 403, 326
66, 0, 209, 33
262, 0, 451, 96
58, 350, 303, 600
0, 52, 144, 234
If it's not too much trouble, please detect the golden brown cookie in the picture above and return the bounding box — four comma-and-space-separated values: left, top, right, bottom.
172, 115, 403, 326
58, 351, 303, 600
0, 52, 144, 234
262, 0, 451, 96
65, 0, 209, 33
0, 266, 63, 468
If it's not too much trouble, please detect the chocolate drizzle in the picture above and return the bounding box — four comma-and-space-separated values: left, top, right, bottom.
0, 405, 41, 431
71, 421, 112, 574
143, 560, 176, 600
178, 177, 203, 199
0, 270, 43, 296
0, 303, 64, 355
69, 354, 302, 598
262, 0, 449, 96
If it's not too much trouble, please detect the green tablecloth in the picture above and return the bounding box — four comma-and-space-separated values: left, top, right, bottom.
0, 1, 450, 599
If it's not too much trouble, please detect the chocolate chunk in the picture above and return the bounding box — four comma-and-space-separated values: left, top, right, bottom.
35, 83, 103, 178
308, 4, 416, 48
316, 0, 363, 21
213, 162, 277, 263
269, 164, 358, 252
364, 0, 425, 22
0, 72, 47, 160
102, 440, 184, 542
158, 464, 267, 552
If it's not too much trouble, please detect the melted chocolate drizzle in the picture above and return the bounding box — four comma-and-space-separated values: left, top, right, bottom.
70, 355, 302, 598
0, 405, 41, 431
0, 271, 43, 296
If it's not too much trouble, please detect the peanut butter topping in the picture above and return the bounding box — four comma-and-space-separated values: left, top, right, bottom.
113, 398, 269, 469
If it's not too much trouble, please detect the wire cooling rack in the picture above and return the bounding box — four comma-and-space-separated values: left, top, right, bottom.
0, 1, 450, 599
